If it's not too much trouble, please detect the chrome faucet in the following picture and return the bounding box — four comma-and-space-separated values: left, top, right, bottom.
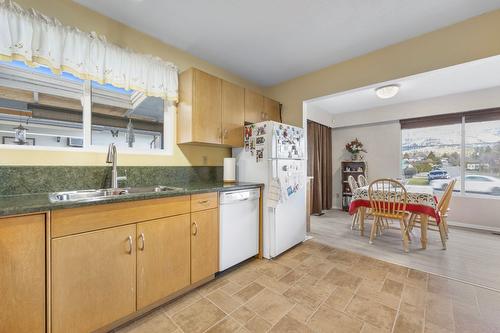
106, 143, 121, 188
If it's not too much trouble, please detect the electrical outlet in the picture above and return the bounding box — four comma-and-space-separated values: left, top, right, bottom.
202, 156, 208, 165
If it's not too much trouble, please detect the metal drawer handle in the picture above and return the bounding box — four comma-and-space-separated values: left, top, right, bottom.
138, 233, 145, 251
126, 235, 133, 254
192, 222, 198, 236
198, 200, 210, 204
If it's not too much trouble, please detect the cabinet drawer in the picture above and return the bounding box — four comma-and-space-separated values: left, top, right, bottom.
191, 192, 218, 212
52, 196, 190, 238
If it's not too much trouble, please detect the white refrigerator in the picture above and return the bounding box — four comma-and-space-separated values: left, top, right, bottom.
233, 121, 306, 259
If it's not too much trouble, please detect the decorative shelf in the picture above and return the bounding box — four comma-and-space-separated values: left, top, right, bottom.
341, 161, 367, 211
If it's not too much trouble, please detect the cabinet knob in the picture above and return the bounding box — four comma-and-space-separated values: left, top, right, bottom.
126, 235, 133, 254
192, 222, 198, 236
138, 233, 145, 251
198, 200, 209, 205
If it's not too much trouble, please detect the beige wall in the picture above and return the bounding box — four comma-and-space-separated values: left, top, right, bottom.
2, 0, 265, 166
331, 121, 402, 208
265, 10, 500, 127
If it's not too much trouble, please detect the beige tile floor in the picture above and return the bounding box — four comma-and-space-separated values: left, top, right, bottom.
115, 240, 500, 333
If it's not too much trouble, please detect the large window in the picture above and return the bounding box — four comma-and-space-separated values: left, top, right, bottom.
401, 110, 500, 196
0, 61, 171, 153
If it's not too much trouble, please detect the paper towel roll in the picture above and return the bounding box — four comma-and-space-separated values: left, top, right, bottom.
223, 157, 236, 183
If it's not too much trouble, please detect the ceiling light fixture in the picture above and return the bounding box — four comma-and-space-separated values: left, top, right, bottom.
375, 84, 400, 99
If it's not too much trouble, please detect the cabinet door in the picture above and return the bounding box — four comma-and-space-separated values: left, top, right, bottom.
52, 224, 136, 333
264, 97, 280, 122
222, 80, 244, 147
137, 215, 191, 309
193, 69, 222, 144
191, 208, 219, 283
0, 214, 45, 333
244, 89, 264, 124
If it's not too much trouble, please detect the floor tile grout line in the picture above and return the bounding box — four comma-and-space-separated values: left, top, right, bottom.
390, 276, 405, 333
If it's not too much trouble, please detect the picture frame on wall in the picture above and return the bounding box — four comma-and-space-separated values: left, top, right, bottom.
2, 136, 36, 146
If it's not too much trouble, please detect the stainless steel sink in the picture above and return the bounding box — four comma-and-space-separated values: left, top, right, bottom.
49, 186, 184, 203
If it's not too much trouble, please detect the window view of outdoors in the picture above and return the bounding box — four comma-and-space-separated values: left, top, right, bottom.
465, 120, 500, 195
402, 120, 500, 196
91, 80, 164, 150
402, 124, 461, 193
0, 61, 84, 147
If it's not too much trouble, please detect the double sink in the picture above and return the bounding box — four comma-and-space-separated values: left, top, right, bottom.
49, 185, 185, 203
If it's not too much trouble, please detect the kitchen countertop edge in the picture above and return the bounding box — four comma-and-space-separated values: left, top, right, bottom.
0, 182, 264, 218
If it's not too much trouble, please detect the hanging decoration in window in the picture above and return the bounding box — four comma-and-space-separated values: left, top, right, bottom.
0, 0, 178, 101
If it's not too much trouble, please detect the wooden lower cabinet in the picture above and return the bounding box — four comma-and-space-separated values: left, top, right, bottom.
47, 194, 221, 332
191, 208, 219, 283
137, 214, 191, 309
0, 214, 45, 333
51, 224, 137, 333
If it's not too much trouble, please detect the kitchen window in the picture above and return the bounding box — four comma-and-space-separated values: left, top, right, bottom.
0, 60, 173, 153
401, 109, 500, 197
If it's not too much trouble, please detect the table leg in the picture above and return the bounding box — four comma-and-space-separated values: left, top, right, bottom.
420, 214, 428, 249
359, 207, 366, 237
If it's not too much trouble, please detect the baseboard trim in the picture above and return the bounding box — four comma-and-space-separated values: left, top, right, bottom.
448, 221, 500, 234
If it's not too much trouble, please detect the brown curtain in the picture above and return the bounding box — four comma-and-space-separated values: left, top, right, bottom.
307, 120, 332, 214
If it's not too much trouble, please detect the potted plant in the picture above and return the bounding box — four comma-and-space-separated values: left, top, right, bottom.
345, 138, 367, 160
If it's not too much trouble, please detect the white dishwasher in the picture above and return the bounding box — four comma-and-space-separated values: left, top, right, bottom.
219, 188, 260, 271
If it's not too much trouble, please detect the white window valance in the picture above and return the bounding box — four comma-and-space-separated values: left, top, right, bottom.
0, 0, 178, 101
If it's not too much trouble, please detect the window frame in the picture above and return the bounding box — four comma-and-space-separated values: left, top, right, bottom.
0, 61, 174, 155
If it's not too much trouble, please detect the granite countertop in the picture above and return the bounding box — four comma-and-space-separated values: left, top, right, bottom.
0, 181, 263, 217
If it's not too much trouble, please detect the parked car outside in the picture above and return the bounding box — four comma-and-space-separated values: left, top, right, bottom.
431, 175, 500, 195
428, 170, 449, 181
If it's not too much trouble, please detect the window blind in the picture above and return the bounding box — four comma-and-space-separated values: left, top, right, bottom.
400, 108, 500, 129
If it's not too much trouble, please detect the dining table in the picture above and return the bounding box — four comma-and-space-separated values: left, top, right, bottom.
348, 185, 444, 250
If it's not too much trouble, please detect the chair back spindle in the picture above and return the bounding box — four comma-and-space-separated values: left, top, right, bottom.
368, 178, 408, 219
357, 174, 368, 187
347, 175, 359, 194
438, 179, 456, 216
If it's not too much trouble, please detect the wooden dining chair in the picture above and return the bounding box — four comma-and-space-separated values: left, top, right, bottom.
347, 175, 360, 230
368, 178, 409, 251
407, 179, 455, 249
357, 174, 368, 187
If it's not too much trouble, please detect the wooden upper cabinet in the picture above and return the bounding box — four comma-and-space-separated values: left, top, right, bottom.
264, 97, 280, 122
191, 208, 219, 284
221, 80, 244, 147
0, 214, 45, 333
51, 225, 137, 333
244, 89, 264, 124
137, 215, 191, 310
178, 68, 222, 145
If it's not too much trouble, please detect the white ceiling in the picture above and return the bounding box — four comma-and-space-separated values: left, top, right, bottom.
74, 0, 500, 86
306, 55, 500, 114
